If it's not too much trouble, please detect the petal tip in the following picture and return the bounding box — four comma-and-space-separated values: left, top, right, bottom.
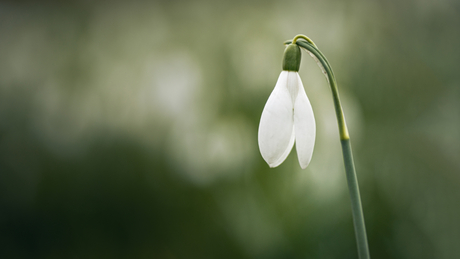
269, 164, 277, 168
299, 162, 309, 169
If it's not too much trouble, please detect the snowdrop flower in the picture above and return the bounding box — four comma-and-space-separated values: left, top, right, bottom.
258, 43, 315, 169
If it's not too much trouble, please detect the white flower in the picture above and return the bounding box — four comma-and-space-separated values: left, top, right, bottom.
258, 70, 316, 169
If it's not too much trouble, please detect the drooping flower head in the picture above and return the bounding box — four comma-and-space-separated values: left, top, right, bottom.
258, 43, 316, 169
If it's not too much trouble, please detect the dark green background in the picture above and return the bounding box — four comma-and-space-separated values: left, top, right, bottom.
1, 0, 459, 258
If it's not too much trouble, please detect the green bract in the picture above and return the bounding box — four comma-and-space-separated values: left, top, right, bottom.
282, 44, 301, 71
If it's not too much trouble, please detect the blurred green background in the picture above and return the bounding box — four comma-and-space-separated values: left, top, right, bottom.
1, 0, 459, 258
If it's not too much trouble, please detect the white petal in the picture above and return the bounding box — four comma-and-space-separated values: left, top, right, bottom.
285, 71, 299, 103
293, 74, 316, 169
258, 71, 295, 167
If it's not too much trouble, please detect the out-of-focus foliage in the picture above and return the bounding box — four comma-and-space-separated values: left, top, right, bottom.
1, 0, 459, 258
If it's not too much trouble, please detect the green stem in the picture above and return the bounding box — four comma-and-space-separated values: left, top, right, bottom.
341, 139, 370, 259
292, 39, 370, 259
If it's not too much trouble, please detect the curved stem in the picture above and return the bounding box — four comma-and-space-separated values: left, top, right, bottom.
294, 39, 370, 259
292, 34, 317, 48
294, 40, 348, 140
